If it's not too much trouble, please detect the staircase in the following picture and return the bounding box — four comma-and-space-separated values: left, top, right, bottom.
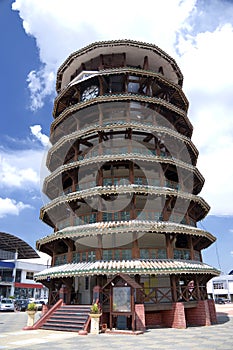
40, 305, 91, 332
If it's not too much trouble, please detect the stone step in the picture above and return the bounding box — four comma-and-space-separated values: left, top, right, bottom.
40, 304, 90, 332
40, 324, 83, 332
47, 318, 87, 324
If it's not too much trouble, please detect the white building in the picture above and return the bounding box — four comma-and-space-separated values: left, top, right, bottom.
13, 258, 50, 299
207, 274, 233, 301
0, 232, 50, 299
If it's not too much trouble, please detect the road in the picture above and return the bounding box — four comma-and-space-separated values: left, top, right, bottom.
0, 306, 233, 349
0, 310, 41, 333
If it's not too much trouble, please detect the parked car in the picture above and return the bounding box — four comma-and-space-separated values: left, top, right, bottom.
0, 298, 15, 311
223, 298, 231, 303
215, 298, 225, 304
14, 299, 29, 311
34, 300, 45, 311
38, 298, 48, 304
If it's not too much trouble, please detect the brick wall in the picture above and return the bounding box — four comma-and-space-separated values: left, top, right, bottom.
135, 304, 146, 331
162, 302, 186, 329
145, 311, 163, 328
186, 300, 211, 326
207, 299, 217, 324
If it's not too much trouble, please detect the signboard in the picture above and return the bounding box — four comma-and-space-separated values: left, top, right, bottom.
112, 286, 131, 312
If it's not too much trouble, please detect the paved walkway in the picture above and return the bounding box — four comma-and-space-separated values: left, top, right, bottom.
0, 306, 232, 350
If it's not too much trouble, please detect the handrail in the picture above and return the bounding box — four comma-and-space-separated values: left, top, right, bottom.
24, 299, 63, 330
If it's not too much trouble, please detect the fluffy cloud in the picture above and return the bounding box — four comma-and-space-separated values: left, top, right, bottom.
30, 124, 50, 147
177, 23, 233, 215
11, 0, 233, 215
0, 146, 49, 218
12, 0, 195, 109
27, 69, 55, 111
0, 197, 32, 218
0, 148, 46, 189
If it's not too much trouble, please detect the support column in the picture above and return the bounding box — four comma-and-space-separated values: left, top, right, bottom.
165, 233, 171, 259
189, 235, 194, 260
135, 304, 146, 331
162, 302, 186, 329
186, 300, 211, 326
96, 234, 103, 260
10, 249, 18, 296
171, 274, 178, 302
132, 232, 140, 259
165, 233, 175, 259
195, 275, 201, 300
143, 56, 149, 70
63, 239, 74, 263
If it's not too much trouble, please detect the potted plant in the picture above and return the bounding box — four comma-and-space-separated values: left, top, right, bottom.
26, 302, 37, 327
90, 302, 101, 315
27, 302, 37, 311
89, 303, 102, 334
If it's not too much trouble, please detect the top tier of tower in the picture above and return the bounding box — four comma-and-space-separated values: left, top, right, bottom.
56, 39, 183, 93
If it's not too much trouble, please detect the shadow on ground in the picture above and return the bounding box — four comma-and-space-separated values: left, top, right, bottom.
217, 313, 230, 324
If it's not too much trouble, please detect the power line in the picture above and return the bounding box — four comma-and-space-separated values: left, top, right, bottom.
199, 220, 222, 272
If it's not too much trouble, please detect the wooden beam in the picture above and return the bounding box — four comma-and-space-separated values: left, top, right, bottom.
79, 139, 93, 147
143, 56, 149, 70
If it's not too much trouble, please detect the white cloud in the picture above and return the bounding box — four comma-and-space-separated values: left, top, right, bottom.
27, 69, 55, 111
176, 23, 233, 215
11, 0, 233, 215
30, 125, 50, 147
0, 148, 46, 189
0, 197, 32, 218
12, 0, 196, 109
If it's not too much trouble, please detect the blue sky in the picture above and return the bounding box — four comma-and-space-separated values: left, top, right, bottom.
0, 0, 233, 273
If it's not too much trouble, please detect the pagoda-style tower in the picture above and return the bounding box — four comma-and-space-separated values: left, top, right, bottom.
35, 40, 219, 329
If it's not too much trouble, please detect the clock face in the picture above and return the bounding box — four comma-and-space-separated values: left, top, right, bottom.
81, 85, 99, 101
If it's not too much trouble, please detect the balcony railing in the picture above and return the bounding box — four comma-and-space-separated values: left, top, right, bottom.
54, 248, 200, 264
61, 178, 180, 196
0, 276, 14, 283
64, 146, 174, 165
56, 210, 196, 231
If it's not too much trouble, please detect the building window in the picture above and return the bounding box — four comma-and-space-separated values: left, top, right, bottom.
54, 254, 67, 266
213, 282, 224, 289
26, 272, 34, 280
121, 249, 132, 260
194, 250, 201, 261
174, 249, 190, 260
73, 252, 81, 263
16, 270, 22, 282
157, 249, 166, 259
87, 251, 96, 261
103, 250, 113, 261
140, 249, 149, 259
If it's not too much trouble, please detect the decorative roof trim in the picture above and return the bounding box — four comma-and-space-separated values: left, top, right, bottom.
40, 185, 210, 217
47, 122, 198, 168
56, 39, 183, 90
51, 95, 192, 132
54, 67, 188, 115
43, 153, 204, 192
34, 259, 220, 281
36, 220, 216, 248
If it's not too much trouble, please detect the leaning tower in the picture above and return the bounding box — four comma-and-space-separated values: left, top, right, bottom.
35, 40, 219, 330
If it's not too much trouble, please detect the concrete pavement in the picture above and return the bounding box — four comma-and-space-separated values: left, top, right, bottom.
0, 305, 232, 350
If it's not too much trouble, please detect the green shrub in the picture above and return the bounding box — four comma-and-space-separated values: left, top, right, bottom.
90, 303, 100, 314
27, 302, 37, 311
